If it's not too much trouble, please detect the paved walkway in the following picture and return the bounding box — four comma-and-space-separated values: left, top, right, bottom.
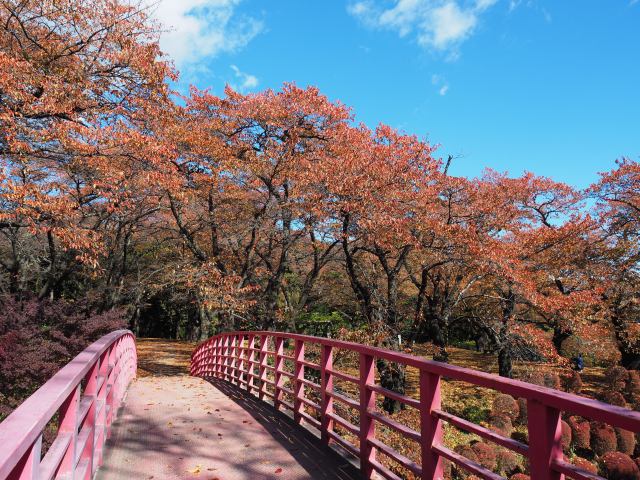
97, 340, 360, 480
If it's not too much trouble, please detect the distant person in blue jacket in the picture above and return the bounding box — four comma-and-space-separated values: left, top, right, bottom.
572, 353, 584, 372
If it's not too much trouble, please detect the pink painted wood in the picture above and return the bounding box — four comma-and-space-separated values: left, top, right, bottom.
190, 331, 640, 480
0, 330, 136, 480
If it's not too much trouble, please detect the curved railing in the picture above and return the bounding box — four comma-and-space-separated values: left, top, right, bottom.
191, 331, 640, 480
0, 330, 136, 480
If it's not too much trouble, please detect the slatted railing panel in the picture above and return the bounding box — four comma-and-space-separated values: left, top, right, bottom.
0, 331, 137, 480
190, 331, 640, 480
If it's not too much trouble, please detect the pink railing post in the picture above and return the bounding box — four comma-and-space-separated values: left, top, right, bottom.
214, 336, 221, 378
359, 353, 375, 478
231, 335, 238, 384
420, 370, 443, 480
57, 385, 81, 476
106, 344, 116, 436
274, 337, 284, 411
247, 335, 256, 391
81, 360, 99, 478
7, 435, 42, 480
95, 351, 109, 469
320, 344, 334, 445
239, 334, 247, 385
223, 335, 230, 381
293, 339, 305, 424
259, 334, 268, 400
527, 400, 563, 480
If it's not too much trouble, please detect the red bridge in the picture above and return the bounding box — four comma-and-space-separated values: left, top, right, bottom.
1, 330, 639, 480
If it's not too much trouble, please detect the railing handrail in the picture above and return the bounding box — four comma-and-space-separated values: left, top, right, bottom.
0, 329, 136, 479
191, 330, 640, 480
193, 330, 640, 431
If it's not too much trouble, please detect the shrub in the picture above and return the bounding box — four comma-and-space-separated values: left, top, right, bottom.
496, 448, 521, 477
521, 371, 545, 386
599, 452, 640, 480
563, 370, 582, 394
453, 445, 479, 479
488, 413, 513, 437
515, 398, 528, 425
568, 416, 591, 450
0, 295, 126, 412
616, 428, 636, 456
543, 372, 561, 390
626, 370, 640, 397
492, 394, 519, 421
602, 391, 628, 408
607, 366, 630, 392
509, 475, 530, 480
561, 420, 572, 452
471, 442, 497, 471
572, 457, 598, 474
590, 421, 618, 456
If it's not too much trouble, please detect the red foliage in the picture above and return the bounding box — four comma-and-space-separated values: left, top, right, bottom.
561, 420, 572, 452
471, 442, 497, 471
590, 421, 618, 456
572, 457, 598, 474
543, 372, 561, 390
510, 475, 530, 480
616, 428, 636, 456
495, 448, 521, 476
627, 371, 640, 397
516, 398, 528, 425
607, 366, 630, 392
563, 370, 582, 394
599, 452, 640, 480
492, 394, 520, 421
452, 445, 479, 479
0, 295, 126, 414
488, 413, 514, 437
602, 391, 628, 408
568, 416, 591, 450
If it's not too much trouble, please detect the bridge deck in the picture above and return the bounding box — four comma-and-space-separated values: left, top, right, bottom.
97, 340, 359, 480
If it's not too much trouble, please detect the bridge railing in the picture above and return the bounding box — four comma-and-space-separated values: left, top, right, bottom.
0, 330, 136, 480
191, 331, 640, 480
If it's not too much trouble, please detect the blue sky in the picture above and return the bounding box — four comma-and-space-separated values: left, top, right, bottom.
149, 0, 640, 189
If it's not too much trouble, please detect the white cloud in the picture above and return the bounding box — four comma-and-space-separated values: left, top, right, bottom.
144, 0, 263, 68
348, 0, 497, 55
431, 73, 450, 95
230, 65, 258, 92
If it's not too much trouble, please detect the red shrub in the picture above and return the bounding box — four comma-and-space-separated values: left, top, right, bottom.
471, 442, 497, 471
602, 391, 628, 408
0, 295, 126, 414
568, 416, 591, 450
496, 448, 521, 476
563, 370, 582, 394
572, 457, 598, 474
627, 371, 640, 397
510, 475, 530, 480
521, 371, 545, 386
561, 420, 572, 452
492, 394, 520, 421
616, 428, 636, 456
543, 372, 561, 390
489, 413, 513, 437
607, 366, 630, 392
516, 398, 528, 425
599, 452, 640, 480
453, 445, 479, 479
590, 421, 618, 456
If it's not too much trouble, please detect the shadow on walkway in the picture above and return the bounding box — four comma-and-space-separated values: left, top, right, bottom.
206, 377, 361, 480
